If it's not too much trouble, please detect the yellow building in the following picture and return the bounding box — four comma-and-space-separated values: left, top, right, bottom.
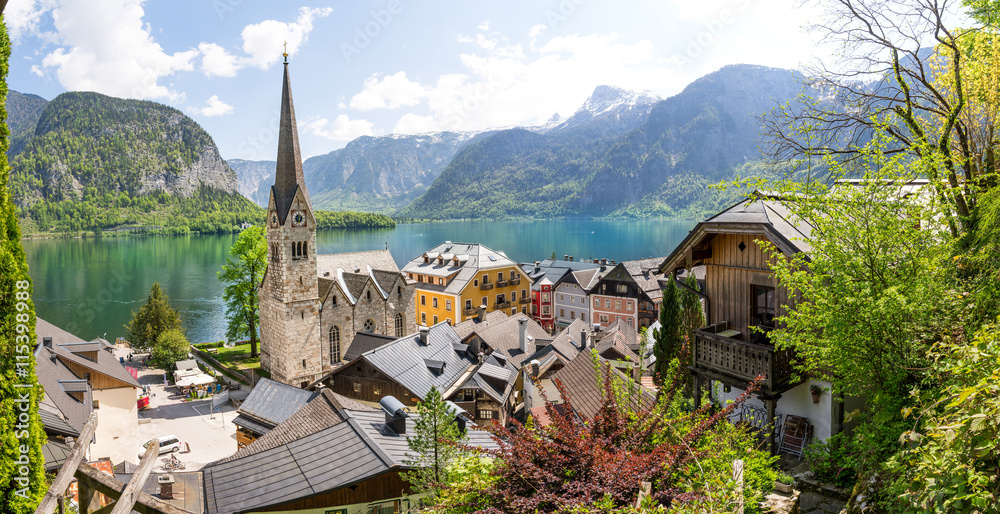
402, 242, 529, 326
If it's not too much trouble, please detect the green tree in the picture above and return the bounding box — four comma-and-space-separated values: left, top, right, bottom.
679, 273, 704, 334
652, 276, 681, 385
149, 329, 190, 371
124, 282, 182, 353
218, 226, 266, 357
404, 386, 467, 505
0, 14, 47, 513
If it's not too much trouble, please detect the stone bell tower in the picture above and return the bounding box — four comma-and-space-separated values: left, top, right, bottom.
258, 55, 322, 387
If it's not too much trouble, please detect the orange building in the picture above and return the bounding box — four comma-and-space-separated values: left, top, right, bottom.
402, 242, 528, 326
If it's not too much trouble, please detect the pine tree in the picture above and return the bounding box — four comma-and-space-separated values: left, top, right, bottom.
124, 283, 182, 352
652, 276, 681, 385
218, 226, 266, 357
0, 15, 48, 512
679, 273, 704, 340
404, 386, 467, 505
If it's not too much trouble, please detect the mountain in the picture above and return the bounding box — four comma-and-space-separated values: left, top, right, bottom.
400, 65, 808, 219
9, 91, 257, 235
227, 158, 276, 205
6, 90, 48, 157
549, 85, 660, 135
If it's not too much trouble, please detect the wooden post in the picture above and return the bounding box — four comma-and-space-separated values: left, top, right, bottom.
78, 481, 98, 514
634, 481, 652, 508
693, 373, 702, 407
733, 459, 744, 514
766, 396, 779, 455
57, 497, 65, 514
35, 414, 98, 514
109, 437, 160, 514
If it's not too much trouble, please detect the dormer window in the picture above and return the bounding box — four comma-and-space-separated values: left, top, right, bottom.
423, 255, 429, 263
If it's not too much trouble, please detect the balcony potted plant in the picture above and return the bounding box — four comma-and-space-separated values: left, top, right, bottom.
810, 383, 822, 403
774, 473, 794, 494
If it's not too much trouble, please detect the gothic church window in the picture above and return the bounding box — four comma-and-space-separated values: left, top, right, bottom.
395, 313, 404, 337
329, 326, 341, 362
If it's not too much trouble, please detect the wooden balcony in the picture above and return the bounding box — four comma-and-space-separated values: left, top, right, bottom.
480, 282, 494, 291
691, 327, 796, 394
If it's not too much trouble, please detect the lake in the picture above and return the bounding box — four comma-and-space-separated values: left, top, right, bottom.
23, 219, 696, 343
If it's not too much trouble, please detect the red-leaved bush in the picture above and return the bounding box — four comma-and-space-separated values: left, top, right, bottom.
468, 349, 762, 513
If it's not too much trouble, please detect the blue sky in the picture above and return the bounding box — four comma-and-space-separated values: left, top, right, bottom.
6, 0, 833, 160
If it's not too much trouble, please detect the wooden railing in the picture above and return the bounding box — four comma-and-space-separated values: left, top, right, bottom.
691, 329, 794, 391
480, 282, 494, 291
519, 297, 531, 304
510, 278, 521, 286
463, 308, 479, 316
496, 280, 509, 288
497, 301, 512, 309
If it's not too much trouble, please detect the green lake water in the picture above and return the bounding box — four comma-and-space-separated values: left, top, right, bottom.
23, 219, 696, 343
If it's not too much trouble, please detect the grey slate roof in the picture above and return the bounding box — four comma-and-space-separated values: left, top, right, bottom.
361, 323, 477, 399
35, 343, 92, 434
218, 390, 370, 465
551, 351, 656, 421
35, 319, 141, 389
621, 258, 669, 301
659, 193, 814, 274
595, 320, 640, 362
465, 312, 550, 368
231, 414, 272, 436
203, 407, 498, 514
236, 378, 318, 429
38, 403, 79, 437
401, 242, 517, 296
42, 439, 72, 472
453, 310, 508, 340
315, 249, 399, 274
343, 332, 397, 362
521, 259, 599, 292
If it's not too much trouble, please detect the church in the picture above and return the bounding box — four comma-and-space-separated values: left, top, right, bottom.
258, 57, 417, 387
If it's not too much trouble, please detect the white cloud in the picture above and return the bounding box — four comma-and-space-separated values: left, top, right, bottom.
240, 6, 332, 70
392, 113, 437, 135
189, 95, 234, 117
303, 114, 375, 142
349, 72, 426, 111
35, 0, 197, 101
6, 0, 49, 42
198, 42, 241, 78
363, 27, 677, 135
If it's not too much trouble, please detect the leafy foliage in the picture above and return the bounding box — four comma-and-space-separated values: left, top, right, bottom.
149, 328, 190, 371
404, 386, 467, 505
0, 17, 47, 513
124, 282, 183, 353
652, 277, 681, 385
218, 226, 266, 357
460, 359, 766, 513
679, 274, 704, 334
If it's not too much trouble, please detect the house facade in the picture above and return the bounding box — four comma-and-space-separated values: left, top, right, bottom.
402, 242, 526, 326
657, 194, 853, 451
589, 258, 665, 330
522, 259, 599, 332
553, 268, 602, 328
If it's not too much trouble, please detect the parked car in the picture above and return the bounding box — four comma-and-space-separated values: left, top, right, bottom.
139, 435, 181, 459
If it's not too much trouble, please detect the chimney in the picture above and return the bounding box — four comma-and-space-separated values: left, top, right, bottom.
632, 362, 641, 383
518, 318, 534, 355
530, 359, 541, 378
478, 304, 487, 320
418, 326, 429, 345
569, 256, 573, 262
157, 474, 175, 500
469, 336, 481, 357
564, 254, 569, 261
593, 323, 601, 334
380, 396, 408, 434
534, 261, 540, 273
43, 337, 52, 349
581, 328, 588, 349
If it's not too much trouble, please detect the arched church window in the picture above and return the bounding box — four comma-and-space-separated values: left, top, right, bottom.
329, 326, 341, 362
395, 313, 404, 337
302, 242, 307, 257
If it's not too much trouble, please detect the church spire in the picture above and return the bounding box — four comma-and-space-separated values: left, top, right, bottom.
272, 57, 310, 223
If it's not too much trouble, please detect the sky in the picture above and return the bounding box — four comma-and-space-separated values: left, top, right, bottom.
5, 0, 835, 161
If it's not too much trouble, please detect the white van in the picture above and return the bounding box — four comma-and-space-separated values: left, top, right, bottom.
139, 435, 182, 459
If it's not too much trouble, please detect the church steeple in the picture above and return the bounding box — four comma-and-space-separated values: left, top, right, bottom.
272, 59, 311, 224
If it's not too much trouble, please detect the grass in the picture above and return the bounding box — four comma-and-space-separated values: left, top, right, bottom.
211, 343, 262, 371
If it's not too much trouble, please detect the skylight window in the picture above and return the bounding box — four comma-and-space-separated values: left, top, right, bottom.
488, 255, 497, 262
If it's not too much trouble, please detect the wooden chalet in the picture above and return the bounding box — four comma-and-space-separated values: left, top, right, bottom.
659, 193, 842, 453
